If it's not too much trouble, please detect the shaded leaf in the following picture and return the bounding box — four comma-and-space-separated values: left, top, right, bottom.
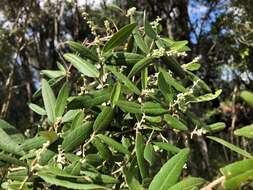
55, 82, 70, 117
107, 66, 141, 95
64, 53, 99, 78
97, 134, 129, 155
42, 79, 56, 123
103, 23, 136, 53
207, 136, 252, 158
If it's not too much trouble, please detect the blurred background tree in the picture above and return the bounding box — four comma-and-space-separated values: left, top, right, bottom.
1, 0, 253, 179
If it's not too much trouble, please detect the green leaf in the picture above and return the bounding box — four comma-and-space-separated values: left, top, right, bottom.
164, 114, 188, 131
55, 82, 70, 118
41, 70, 65, 79
167, 177, 205, 190
62, 109, 81, 123
0, 153, 25, 166
189, 89, 222, 103
63, 53, 99, 78
203, 122, 226, 134
160, 56, 186, 79
93, 106, 114, 132
207, 136, 252, 158
92, 137, 112, 160
182, 62, 201, 71
28, 103, 46, 115
97, 134, 129, 155
158, 72, 174, 103
144, 143, 156, 165
110, 82, 121, 108
223, 169, 253, 189
143, 102, 167, 115
0, 128, 24, 156
240, 91, 253, 108
153, 142, 181, 154
144, 13, 157, 40
81, 171, 119, 184
136, 131, 147, 179
133, 29, 149, 53
62, 122, 93, 152
20, 136, 47, 151
66, 41, 98, 62
234, 124, 253, 139
160, 68, 187, 93
170, 40, 190, 52
106, 52, 144, 66
123, 167, 144, 190
71, 111, 84, 129
221, 159, 253, 179
39, 131, 58, 144
37, 172, 109, 190
141, 67, 148, 89
128, 56, 154, 78
116, 100, 142, 114
68, 88, 112, 109
103, 23, 136, 53
106, 66, 141, 95
148, 148, 190, 190
0, 120, 24, 144
41, 79, 56, 123
221, 159, 253, 189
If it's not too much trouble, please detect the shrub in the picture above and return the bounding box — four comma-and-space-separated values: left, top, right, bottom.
1, 8, 251, 190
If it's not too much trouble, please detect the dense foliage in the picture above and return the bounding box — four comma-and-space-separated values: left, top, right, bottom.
1, 8, 253, 190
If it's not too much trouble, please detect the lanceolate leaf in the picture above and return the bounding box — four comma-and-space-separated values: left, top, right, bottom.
28, 103, 47, 115
106, 66, 141, 95
106, 52, 144, 66
164, 114, 188, 131
153, 142, 181, 154
55, 82, 70, 117
116, 100, 142, 114
42, 79, 56, 124
144, 143, 156, 165
110, 82, 121, 107
128, 56, 154, 78
123, 167, 144, 190
148, 148, 190, 190
103, 23, 136, 53
133, 29, 149, 53
207, 136, 252, 158
0, 128, 24, 156
62, 122, 93, 152
93, 106, 114, 132
66, 41, 98, 62
167, 177, 205, 190
234, 124, 253, 139
240, 91, 253, 108
160, 68, 187, 93
220, 159, 253, 189
188, 89, 222, 103
64, 53, 99, 78
41, 70, 65, 79
37, 172, 109, 190
92, 137, 112, 160
136, 132, 147, 179
143, 102, 167, 115
97, 134, 129, 155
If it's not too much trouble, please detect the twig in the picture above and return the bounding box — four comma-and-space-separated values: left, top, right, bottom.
200, 176, 225, 190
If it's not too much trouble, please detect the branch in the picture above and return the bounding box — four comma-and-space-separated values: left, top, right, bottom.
201, 176, 225, 190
